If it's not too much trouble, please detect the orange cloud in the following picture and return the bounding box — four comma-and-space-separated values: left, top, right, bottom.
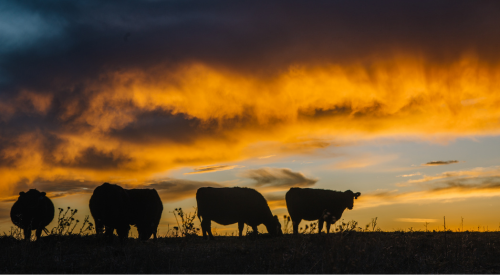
3, 54, 500, 196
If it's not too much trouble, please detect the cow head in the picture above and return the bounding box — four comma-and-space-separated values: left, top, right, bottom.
265, 215, 283, 236
344, 190, 361, 210
274, 215, 283, 236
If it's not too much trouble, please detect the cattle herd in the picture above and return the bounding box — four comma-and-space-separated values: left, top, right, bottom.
10, 183, 361, 241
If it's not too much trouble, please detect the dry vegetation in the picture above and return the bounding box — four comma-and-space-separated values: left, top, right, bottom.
2, 209, 500, 273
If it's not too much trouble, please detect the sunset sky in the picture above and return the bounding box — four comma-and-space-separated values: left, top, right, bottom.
2, 0, 500, 235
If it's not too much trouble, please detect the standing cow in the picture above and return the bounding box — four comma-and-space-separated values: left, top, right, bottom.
196, 187, 282, 240
127, 189, 163, 240
10, 189, 55, 241
286, 187, 361, 234
89, 182, 163, 241
89, 183, 131, 241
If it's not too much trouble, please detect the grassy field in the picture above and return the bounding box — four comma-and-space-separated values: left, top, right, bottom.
2, 230, 500, 273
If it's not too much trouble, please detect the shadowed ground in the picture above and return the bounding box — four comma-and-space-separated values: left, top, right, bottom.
1, 231, 500, 273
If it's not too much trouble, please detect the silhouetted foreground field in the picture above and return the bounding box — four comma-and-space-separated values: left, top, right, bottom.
2, 231, 500, 273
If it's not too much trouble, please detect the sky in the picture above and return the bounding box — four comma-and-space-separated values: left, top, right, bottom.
2, 0, 500, 235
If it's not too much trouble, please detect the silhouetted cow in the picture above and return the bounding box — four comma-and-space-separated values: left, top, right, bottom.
285, 188, 361, 234
196, 187, 282, 240
127, 189, 163, 240
89, 183, 164, 241
90, 183, 131, 241
10, 189, 55, 241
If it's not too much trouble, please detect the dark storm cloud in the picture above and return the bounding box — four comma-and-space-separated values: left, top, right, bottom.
423, 160, 459, 166
58, 147, 133, 170
4, 0, 500, 96
243, 168, 317, 188
109, 109, 229, 145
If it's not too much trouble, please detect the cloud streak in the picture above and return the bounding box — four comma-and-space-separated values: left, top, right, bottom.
242, 168, 317, 190
423, 160, 459, 166
143, 179, 223, 202
361, 166, 500, 209
184, 165, 244, 175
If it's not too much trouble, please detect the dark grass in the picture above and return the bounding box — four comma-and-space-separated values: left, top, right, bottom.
2, 231, 500, 273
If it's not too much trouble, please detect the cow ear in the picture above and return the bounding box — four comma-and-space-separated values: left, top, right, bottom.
41, 192, 46, 196
354, 192, 361, 199
19, 191, 25, 196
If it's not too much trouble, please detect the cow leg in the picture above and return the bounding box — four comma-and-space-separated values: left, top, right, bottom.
238, 222, 244, 237
95, 219, 104, 235
23, 227, 32, 241
251, 225, 259, 237
292, 219, 301, 235
154, 224, 158, 240
201, 219, 214, 240
201, 219, 208, 239
326, 222, 332, 234
137, 227, 144, 240
104, 226, 114, 243
116, 225, 130, 242
318, 219, 324, 234
35, 227, 43, 241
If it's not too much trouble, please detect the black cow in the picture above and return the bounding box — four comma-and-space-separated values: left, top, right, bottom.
285, 187, 361, 234
127, 189, 163, 240
89, 183, 163, 241
196, 187, 282, 240
10, 189, 55, 241
89, 183, 131, 240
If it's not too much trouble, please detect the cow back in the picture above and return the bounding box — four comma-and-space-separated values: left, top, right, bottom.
286, 188, 349, 221
196, 187, 274, 226
89, 183, 131, 229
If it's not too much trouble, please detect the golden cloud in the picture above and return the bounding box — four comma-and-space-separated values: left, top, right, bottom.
3, 54, 500, 196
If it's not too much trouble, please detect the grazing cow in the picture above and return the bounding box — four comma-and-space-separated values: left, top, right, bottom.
196, 187, 282, 240
285, 188, 361, 234
10, 189, 55, 241
127, 189, 163, 240
89, 183, 164, 241
89, 183, 132, 241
